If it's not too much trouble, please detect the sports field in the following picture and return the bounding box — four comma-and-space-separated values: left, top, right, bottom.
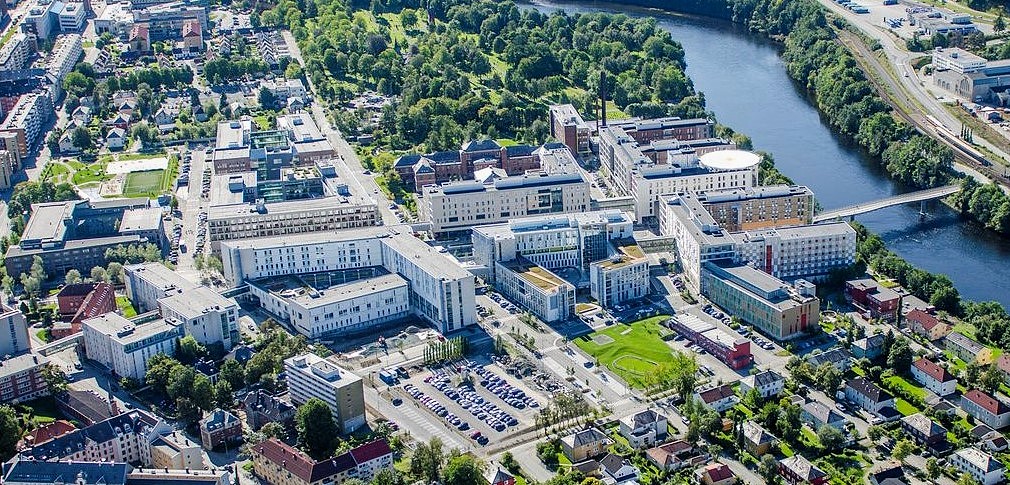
573, 315, 674, 389
123, 169, 166, 195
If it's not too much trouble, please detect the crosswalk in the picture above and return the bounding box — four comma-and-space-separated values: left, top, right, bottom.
394, 400, 467, 450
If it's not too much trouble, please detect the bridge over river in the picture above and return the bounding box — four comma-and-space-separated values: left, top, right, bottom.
813, 185, 960, 223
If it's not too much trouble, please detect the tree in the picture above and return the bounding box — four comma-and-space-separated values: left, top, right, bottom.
42, 363, 68, 394
815, 362, 842, 393
886, 338, 914, 372
213, 380, 233, 408
90, 266, 109, 283
178, 335, 207, 363
166, 367, 196, 399
107, 262, 124, 285
893, 439, 916, 462
71, 127, 93, 151
258, 88, 277, 109
191, 374, 214, 411
176, 397, 201, 425
401, 9, 418, 27
131, 122, 158, 147
980, 364, 1004, 394
410, 437, 445, 483
295, 398, 337, 458
220, 359, 245, 389
145, 353, 181, 390
0, 405, 20, 460
996, 11, 1006, 33
867, 425, 886, 442
442, 454, 484, 485
776, 404, 802, 443
926, 457, 942, 480
758, 454, 780, 484
65, 269, 82, 284
816, 424, 845, 452
260, 421, 285, 439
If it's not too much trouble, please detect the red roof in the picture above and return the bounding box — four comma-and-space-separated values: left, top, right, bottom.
349, 439, 392, 464
701, 463, 735, 482
254, 438, 355, 483
913, 358, 955, 383
23, 420, 76, 446
965, 390, 1010, 416
907, 309, 940, 330
698, 385, 735, 404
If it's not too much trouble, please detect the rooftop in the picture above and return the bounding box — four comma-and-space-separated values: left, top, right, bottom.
253, 272, 407, 309
119, 208, 163, 233
502, 259, 567, 291
0, 352, 49, 379
158, 286, 236, 320
81, 313, 181, 345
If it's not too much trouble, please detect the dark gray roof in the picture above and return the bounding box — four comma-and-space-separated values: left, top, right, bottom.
394, 154, 421, 168
2, 460, 128, 485
568, 428, 608, 447
846, 377, 894, 404
461, 139, 501, 152
505, 144, 537, 157
23, 411, 161, 460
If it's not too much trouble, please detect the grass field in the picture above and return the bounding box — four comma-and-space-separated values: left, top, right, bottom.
123, 169, 165, 195
574, 315, 673, 389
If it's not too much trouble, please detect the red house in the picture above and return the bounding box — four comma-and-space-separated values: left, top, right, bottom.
845, 278, 901, 321
54, 283, 116, 338
779, 455, 828, 485
484, 466, 516, 485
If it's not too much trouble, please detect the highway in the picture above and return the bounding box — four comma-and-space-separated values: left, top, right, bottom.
812, 184, 960, 222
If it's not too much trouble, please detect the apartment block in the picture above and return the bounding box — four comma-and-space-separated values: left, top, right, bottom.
284, 353, 365, 433
0, 353, 49, 404
660, 193, 736, 292
701, 262, 819, 341
845, 278, 901, 321
962, 390, 1010, 429
220, 226, 476, 336
158, 286, 239, 350
0, 91, 53, 154
0, 302, 30, 356
132, 2, 208, 41
57, 2, 86, 31
695, 185, 814, 232
731, 222, 856, 282
82, 313, 183, 380
199, 409, 241, 450
124, 262, 199, 313
19, 410, 173, 464
0, 33, 35, 73
669, 313, 753, 369
419, 171, 590, 238
150, 430, 204, 470
589, 241, 649, 309
251, 438, 392, 485
951, 448, 1006, 485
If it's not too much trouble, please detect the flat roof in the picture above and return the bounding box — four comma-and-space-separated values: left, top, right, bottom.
502, 259, 566, 291
126, 262, 197, 292
0, 352, 50, 378
379, 230, 474, 280
215, 119, 251, 149
277, 113, 324, 141
158, 286, 235, 319
732, 221, 854, 243
663, 194, 734, 246
697, 185, 813, 204
82, 313, 181, 345
21, 201, 75, 243
119, 208, 163, 233
207, 195, 374, 220
595, 240, 646, 270
272, 273, 408, 308
220, 225, 395, 250
209, 172, 256, 207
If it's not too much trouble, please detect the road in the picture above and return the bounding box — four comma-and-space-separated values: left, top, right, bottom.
174, 147, 209, 282
281, 30, 399, 226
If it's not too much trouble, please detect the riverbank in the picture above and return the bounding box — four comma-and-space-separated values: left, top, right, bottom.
529, 1, 1010, 330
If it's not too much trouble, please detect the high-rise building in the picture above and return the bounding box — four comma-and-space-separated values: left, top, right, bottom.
284, 353, 365, 433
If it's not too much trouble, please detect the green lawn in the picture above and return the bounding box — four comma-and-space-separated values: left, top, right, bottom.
117, 296, 138, 318
883, 375, 926, 402
573, 315, 673, 389
72, 161, 111, 184
895, 398, 919, 416
117, 151, 166, 161
35, 329, 50, 343
123, 169, 165, 196
952, 322, 978, 340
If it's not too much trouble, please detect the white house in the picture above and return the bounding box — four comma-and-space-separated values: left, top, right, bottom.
695, 384, 739, 413
910, 357, 957, 396
844, 377, 896, 417
739, 370, 785, 399
618, 409, 668, 449
951, 448, 1006, 485
599, 453, 639, 485
106, 127, 126, 149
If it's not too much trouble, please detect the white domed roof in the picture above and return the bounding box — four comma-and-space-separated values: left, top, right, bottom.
699, 150, 761, 171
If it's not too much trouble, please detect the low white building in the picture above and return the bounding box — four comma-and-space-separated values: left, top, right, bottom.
284, 353, 365, 433
125, 262, 199, 313
158, 286, 239, 350
911, 357, 957, 397
57, 3, 86, 32
619, 410, 668, 449
738, 370, 785, 399
495, 259, 575, 323
220, 226, 476, 336
82, 313, 183, 380
951, 448, 1005, 485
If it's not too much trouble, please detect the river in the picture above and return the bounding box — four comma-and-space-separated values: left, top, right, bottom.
527, 0, 1010, 307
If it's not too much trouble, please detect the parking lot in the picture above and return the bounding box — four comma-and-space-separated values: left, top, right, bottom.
391, 357, 552, 447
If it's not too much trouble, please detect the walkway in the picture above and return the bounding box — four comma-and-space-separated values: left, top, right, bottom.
813, 184, 960, 222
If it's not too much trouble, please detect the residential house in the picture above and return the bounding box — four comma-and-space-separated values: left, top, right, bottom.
130, 23, 151, 52
348, 440, 394, 482
997, 354, 1010, 386
644, 440, 709, 471
199, 409, 241, 450
804, 348, 852, 372
778, 455, 828, 485
618, 409, 668, 449
900, 413, 950, 456
906, 309, 951, 341
599, 453, 638, 484
58, 130, 79, 154
484, 466, 516, 485
106, 127, 126, 149
852, 333, 886, 360
801, 401, 848, 431
844, 377, 897, 419
20, 410, 172, 464
981, 431, 1009, 453
153, 107, 176, 127
695, 463, 737, 485
560, 428, 609, 463
742, 420, 777, 456
962, 390, 1010, 429
868, 463, 907, 485
951, 448, 1006, 485
242, 390, 295, 431
910, 357, 957, 396
695, 384, 739, 413
947, 332, 993, 365
739, 370, 785, 399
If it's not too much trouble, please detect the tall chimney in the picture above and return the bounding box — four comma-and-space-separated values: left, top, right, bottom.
599, 71, 608, 128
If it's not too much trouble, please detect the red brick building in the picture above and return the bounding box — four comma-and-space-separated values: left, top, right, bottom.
54, 282, 116, 338
845, 278, 901, 321
394, 140, 543, 190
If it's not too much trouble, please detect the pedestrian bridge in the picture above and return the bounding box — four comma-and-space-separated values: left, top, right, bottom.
812, 185, 960, 222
